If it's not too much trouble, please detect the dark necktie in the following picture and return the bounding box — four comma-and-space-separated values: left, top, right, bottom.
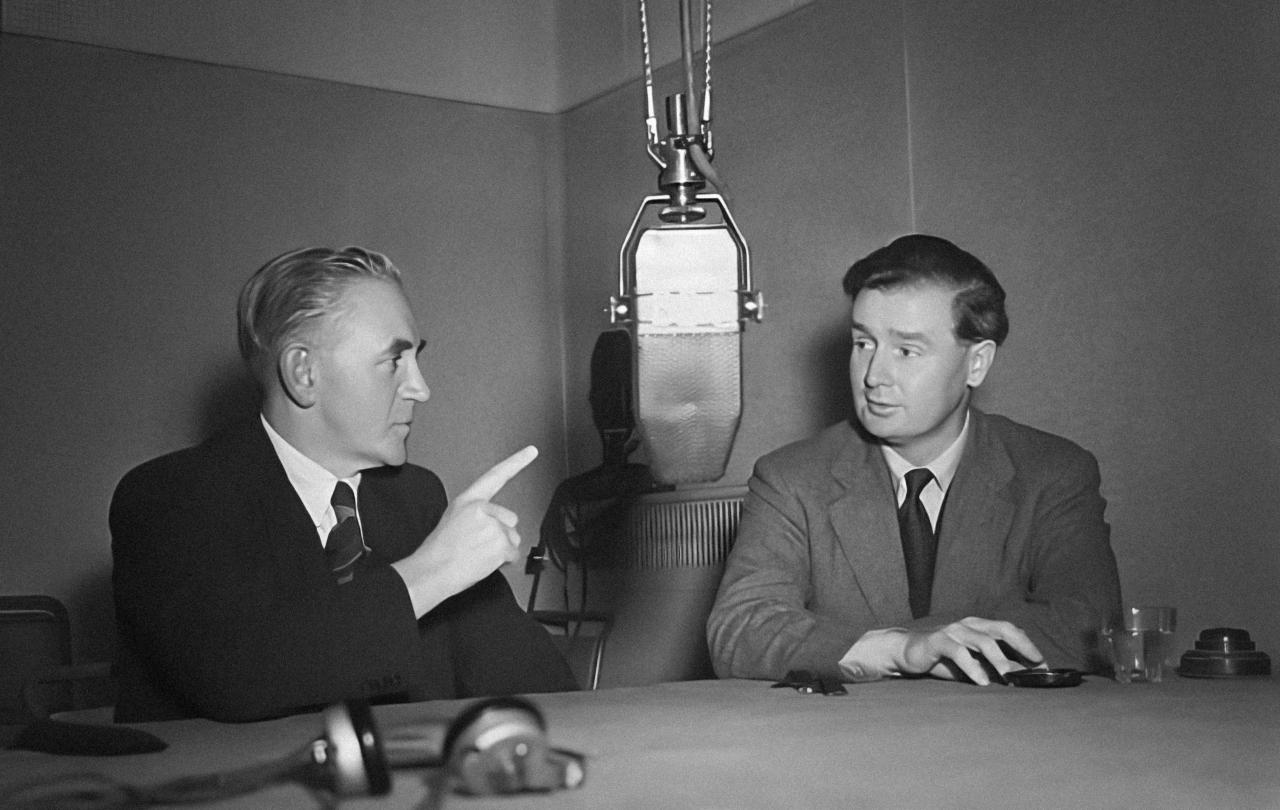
327, 482, 365, 584
898, 468, 936, 619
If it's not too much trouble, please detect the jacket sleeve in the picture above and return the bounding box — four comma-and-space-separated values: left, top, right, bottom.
427, 571, 579, 697
706, 458, 865, 680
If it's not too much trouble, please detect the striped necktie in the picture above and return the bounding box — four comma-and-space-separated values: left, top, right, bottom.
898, 468, 936, 618
327, 482, 365, 584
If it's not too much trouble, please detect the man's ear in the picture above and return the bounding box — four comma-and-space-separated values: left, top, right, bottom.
277, 344, 317, 408
965, 340, 997, 388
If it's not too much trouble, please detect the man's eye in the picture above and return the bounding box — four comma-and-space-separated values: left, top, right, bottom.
897, 346, 920, 358
852, 338, 873, 351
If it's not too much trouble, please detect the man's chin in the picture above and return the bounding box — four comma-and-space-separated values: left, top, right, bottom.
854, 409, 901, 440
375, 443, 409, 468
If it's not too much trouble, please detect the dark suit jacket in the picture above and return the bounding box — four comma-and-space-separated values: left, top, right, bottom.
110, 419, 576, 722
707, 410, 1121, 679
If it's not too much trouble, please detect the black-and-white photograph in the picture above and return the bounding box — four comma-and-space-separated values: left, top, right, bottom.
2, 1, 1277, 807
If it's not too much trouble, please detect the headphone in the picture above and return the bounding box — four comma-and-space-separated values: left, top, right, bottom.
0, 696, 584, 808
441, 696, 585, 795
308, 695, 584, 799
309, 700, 391, 797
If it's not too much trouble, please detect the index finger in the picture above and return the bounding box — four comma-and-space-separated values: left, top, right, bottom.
978, 619, 1045, 665
457, 445, 538, 503
958, 618, 1044, 668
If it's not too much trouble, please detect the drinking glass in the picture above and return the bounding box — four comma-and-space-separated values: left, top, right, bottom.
1101, 606, 1177, 683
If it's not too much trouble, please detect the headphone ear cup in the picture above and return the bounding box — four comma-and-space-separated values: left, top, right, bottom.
443, 697, 549, 795
317, 701, 391, 797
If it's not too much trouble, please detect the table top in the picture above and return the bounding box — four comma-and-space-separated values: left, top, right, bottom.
2, 675, 1277, 809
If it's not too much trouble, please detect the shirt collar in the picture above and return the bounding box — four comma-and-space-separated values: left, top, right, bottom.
261, 414, 361, 528
880, 410, 970, 496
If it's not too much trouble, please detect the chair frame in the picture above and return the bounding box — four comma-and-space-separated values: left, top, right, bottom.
1, 594, 114, 721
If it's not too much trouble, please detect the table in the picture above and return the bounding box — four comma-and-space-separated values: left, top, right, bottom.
2, 676, 1277, 809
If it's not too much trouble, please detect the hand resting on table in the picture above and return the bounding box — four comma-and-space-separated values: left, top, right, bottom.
893, 616, 1045, 685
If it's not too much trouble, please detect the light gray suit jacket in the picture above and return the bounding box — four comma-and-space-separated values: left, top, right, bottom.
707, 409, 1121, 678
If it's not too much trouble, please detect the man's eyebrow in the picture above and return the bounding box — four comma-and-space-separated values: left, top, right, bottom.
387, 338, 426, 355
850, 321, 933, 343
888, 328, 932, 343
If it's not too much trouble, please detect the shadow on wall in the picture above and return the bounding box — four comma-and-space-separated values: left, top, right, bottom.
66, 565, 115, 672
195, 356, 261, 439
807, 322, 855, 430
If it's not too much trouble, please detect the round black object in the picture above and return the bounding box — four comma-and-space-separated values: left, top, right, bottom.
1005, 668, 1083, 688
1178, 627, 1272, 678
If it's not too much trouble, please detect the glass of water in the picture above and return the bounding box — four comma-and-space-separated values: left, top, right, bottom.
1102, 606, 1177, 683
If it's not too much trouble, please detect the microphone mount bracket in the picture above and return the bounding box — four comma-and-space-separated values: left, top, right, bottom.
610, 193, 762, 330
653, 93, 710, 223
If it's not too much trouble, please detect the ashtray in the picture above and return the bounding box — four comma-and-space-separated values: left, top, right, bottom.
1005, 668, 1084, 688
1178, 627, 1272, 678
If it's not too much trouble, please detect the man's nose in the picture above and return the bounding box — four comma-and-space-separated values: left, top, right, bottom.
862, 349, 891, 388
404, 359, 430, 402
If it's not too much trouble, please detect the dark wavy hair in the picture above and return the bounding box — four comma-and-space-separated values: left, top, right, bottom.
841, 234, 1008, 345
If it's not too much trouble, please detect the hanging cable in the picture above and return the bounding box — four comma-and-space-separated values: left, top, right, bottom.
679, 0, 699, 135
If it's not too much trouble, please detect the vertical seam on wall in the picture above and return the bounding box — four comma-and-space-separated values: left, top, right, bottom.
901, 0, 917, 232
547, 112, 573, 474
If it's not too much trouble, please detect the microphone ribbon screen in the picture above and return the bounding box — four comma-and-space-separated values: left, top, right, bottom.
627, 216, 744, 484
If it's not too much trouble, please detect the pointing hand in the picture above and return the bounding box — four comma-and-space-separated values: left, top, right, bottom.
392, 446, 538, 617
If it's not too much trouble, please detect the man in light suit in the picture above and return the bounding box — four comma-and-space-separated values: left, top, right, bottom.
111, 246, 575, 722
707, 234, 1120, 685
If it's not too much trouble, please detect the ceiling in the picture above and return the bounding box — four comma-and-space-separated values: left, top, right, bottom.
1, 0, 815, 113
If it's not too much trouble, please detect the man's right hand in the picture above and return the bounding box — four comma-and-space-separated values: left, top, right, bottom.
392, 446, 537, 617
894, 616, 1044, 684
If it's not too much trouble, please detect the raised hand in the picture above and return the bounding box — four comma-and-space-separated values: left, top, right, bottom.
392, 446, 538, 617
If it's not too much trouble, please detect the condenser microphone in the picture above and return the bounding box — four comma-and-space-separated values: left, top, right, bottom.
614, 194, 757, 484
613, 91, 762, 485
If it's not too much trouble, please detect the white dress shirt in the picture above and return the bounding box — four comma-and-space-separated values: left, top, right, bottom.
261, 414, 362, 547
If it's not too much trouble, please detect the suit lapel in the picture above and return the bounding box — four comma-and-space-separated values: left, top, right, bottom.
932, 410, 1015, 613
356, 472, 417, 565
827, 426, 913, 621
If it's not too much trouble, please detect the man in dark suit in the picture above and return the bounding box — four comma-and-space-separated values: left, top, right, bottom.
111, 246, 576, 722
707, 235, 1120, 685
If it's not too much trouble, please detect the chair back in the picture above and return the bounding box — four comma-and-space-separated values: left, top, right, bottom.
0, 595, 72, 723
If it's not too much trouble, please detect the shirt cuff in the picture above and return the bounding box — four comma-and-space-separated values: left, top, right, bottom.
838, 628, 909, 682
